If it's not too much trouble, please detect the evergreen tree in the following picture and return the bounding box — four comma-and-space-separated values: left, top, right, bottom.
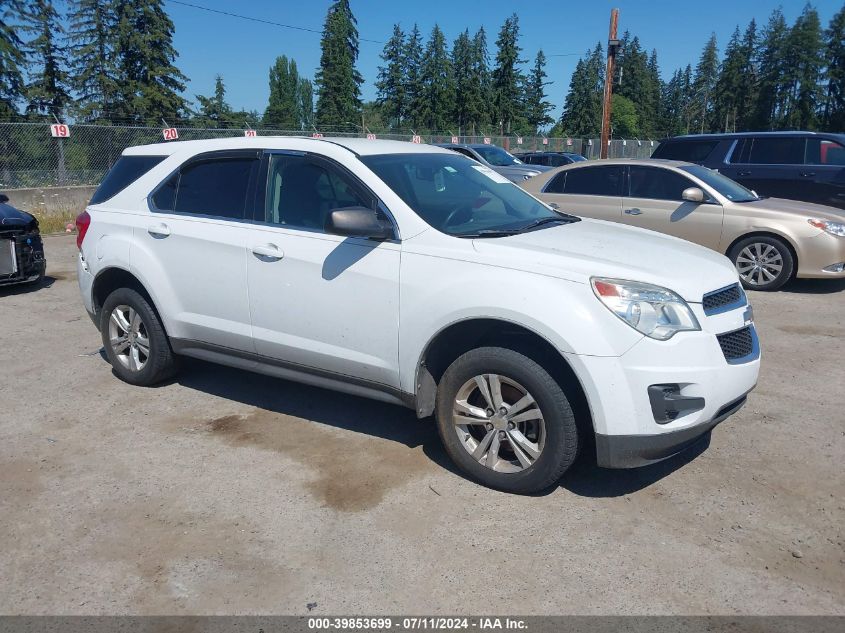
417, 24, 454, 131
451, 29, 473, 132
523, 50, 553, 133
112, 0, 188, 124
736, 19, 760, 131
556, 43, 603, 137
660, 68, 686, 136
691, 33, 719, 133
611, 94, 639, 137
754, 8, 790, 129
299, 78, 314, 130
263, 55, 301, 129
315, 0, 362, 130
824, 4, 845, 130
403, 24, 423, 129
712, 26, 746, 132
616, 34, 652, 134
375, 24, 405, 128
491, 13, 525, 133
195, 75, 232, 127
644, 50, 662, 137
22, 0, 71, 119
467, 26, 491, 133
67, 0, 117, 122
1, 0, 26, 118
783, 3, 825, 129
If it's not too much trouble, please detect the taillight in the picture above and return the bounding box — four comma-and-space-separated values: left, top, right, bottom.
76, 211, 91, 249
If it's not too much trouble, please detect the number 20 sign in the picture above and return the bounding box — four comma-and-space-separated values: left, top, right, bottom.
50, 124, 70, 138
162, 127, 179, 141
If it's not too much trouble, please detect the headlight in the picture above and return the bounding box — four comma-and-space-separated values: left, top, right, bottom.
591, 278, 701, 341
808, 218, 845, 237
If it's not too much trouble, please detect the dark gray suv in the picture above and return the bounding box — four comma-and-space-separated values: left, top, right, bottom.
652, 132, 845, 210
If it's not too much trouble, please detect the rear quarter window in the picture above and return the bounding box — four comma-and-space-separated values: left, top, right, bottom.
90, 155, 166, 204
652, 140, 719, 163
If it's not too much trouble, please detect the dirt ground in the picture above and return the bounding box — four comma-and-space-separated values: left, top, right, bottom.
1, 234, 843, 615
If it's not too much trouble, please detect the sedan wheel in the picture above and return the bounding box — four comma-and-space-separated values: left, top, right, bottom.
452, 373, 546, 473
736, 242, 783, 287
107, 304, 150, 372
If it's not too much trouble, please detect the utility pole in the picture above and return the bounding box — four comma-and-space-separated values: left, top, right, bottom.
600, 8, 620, 159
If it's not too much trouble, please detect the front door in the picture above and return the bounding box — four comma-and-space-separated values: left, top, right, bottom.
246, 152, 401, 388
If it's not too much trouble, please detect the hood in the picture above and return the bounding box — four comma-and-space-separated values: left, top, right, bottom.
739, 197, 845, 222
492, 165, 543, 181
0, 202, 37, 229
471, 219, 739, 303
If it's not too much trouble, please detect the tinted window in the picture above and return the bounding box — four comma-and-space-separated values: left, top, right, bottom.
680, 165, 759, 202
628, 166, 696, 201
742, 137, 806, 165
562, 166, 623, 196
90, 155, 165, 204
544, 172, 567, 194
151, 174, 177, 210
549, 155, 573, 167
653, 140, 719, 162
264, 155, 371, 230
474, 146, 522, 166
155, 156, 258, 218
806, 138, 845, 165
450, 147, 477, 160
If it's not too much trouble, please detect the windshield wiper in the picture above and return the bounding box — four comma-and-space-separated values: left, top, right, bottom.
458, 216, 575, 238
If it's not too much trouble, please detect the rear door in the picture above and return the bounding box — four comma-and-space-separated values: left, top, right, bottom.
538, 165, 623, 221
620, 165, 724, 250
724, 136, 806, 200
803, 137, 845, 209
139, 150, 260, 352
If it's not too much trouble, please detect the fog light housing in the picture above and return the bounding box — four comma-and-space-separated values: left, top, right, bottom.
823, 262, 845, 273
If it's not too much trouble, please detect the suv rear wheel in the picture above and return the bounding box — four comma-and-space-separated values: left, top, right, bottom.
435, 346, 579, 494
100, 288, 177, 386
729, 236, 794, 291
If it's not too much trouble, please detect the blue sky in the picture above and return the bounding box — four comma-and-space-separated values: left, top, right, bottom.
166, 0, 843, 121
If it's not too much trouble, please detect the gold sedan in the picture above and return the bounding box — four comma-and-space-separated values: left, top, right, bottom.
521, 159, 845, 290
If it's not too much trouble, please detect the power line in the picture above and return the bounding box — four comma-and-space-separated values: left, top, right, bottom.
166, 0, 384, 44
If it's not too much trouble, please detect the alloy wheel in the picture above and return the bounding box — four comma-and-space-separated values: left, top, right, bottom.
107, 304, 150, 372
736, 242, 784, 287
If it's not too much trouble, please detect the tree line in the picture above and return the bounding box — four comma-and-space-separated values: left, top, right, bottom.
1, 0, 844, 138
558, 3, 845, 139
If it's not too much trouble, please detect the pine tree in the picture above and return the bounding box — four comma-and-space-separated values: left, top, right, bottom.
754, 8, 790, 129
417, 24, 454, 132
523, 50, 553, 133
22, 0, 71, 119
403, 24, 423, 130
376, 24, 405, 129
67, 0, 118, 122
491, 13, 525, 134
557, 43, 603, 137
263, 55, 301, 129
299, 78, 314, 130
616, 34, 652, 134
736, 19, 759, 131
783, 3, 825, 129
712, 26, 746, 132
660, 68, 686, 136
1, 0, 26, 118
195, 75, 233, 127
467, 26, 491, 133
644, 50, 662, 137
691, 33, 719, 133
315, 0, 362, 130
112, 0, 188, 124
451, 29, 473, 132
824, 4, 845, 130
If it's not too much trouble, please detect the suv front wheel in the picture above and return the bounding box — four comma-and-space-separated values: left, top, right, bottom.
100, 287, 177, 386
435, 346, 580, 494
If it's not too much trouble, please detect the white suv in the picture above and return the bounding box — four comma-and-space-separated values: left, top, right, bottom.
76, 137, 760, 494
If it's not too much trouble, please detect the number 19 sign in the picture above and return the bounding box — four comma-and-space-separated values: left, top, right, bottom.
162, 127, 179, 141
50, 124, 70, 138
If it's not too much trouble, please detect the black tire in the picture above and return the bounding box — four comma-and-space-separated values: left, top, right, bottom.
100, 287, 177, 386
435, 346, 580, 494
729, 235, 794, 291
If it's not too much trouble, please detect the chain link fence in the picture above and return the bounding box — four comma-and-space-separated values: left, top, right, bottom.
0, 122, 657, 190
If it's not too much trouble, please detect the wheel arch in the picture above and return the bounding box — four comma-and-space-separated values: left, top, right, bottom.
414, 317, 594, 437
91, 266, 167, 335
725, 230, 799, 272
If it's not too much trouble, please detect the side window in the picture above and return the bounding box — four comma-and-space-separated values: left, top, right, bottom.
562, 166, 623, 196
653, 140, 718, 162
544, 172, 566, 194
263, 154, 371, 230
151, 153, 258, 219
742, 137, 806, 165
451, 147, 477, 160
628, 166, 697, 201
91, 155, 166, 204
806, 138, 845, 165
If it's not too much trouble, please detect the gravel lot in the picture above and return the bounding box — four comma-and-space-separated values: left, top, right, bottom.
1, 234, 843, 615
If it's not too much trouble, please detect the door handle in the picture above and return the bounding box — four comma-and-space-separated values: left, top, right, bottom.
251, 244, 284, 261
800, 171, 816, 177
147, 223, 170, 238
624, 208, 642, 215
548, 202, 560, 210
737, 171, 752, 177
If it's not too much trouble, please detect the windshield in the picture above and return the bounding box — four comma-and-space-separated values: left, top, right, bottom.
361, 153, 576, 237
680, 164, 760, 202
473, 146, 524, 166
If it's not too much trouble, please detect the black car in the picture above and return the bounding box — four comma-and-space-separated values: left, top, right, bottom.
652, 131, 845, 209
516, 151, 588, 168
0, 194, 46, 287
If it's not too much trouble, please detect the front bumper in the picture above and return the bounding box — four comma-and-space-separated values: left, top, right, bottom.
796, 232, 845, 279
0, 229, 45, 286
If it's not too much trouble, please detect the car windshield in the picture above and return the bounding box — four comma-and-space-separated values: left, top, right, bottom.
473, 146, 524, 166
361, 153, 577, 237
680, 164, 760, 202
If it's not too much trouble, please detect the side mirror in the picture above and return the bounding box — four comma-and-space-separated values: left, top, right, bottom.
681, 187, 705, 203
324, 206, 393, 240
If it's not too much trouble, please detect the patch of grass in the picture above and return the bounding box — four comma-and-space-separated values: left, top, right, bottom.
33, 209, 78, 235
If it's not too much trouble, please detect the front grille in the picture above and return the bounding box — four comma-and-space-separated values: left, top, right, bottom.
703, 283, 743, 314
717, 326, 754, 361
